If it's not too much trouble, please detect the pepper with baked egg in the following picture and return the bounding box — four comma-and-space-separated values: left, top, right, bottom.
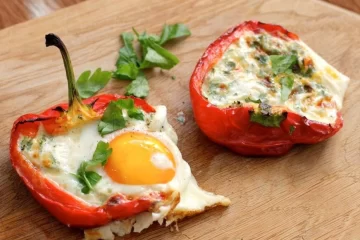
10, 34, 230, 237
189, 21, 349, 156
9, 34, 163, 227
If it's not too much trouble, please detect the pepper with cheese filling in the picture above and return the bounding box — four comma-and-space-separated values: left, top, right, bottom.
190, 21, 349, 156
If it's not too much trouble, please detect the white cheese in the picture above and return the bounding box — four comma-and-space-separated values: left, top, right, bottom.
202, 30, 349, 124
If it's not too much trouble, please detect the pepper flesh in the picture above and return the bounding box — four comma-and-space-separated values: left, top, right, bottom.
189, 21, 343, 156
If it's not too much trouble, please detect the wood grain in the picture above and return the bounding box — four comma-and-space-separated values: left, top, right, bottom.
0, 0, 360, 239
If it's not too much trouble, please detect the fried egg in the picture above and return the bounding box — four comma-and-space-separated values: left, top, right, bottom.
18, 105, 230, 239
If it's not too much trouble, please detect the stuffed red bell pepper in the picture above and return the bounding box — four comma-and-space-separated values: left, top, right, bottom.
10, 34, 230, 239
190, 21, 349, 156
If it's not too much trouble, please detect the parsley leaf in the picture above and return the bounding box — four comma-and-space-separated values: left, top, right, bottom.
113, 32, 140, 80
280, 75, 294, 102
113, 63, 139, 80
250, 112, 286, 127
249, 103, 286, 127
125, 72, 149, 98
98, 101, 126, 136
75, 141, 112, 194
245, 97, 262, 103
158, 23, 191, 45
98, 98, 144, 136
270, 55, 298, 75
135, 30, 179, 70
79, 171, 102, 194
76, 68, 112, 98
289, 125, 296, 135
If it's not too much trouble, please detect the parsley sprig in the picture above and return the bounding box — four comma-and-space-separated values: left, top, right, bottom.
98, 98, 144, 136
270, 54, 297, 102
76, 68, 112, 98
113, 23, 191, 98
75, 141, 112, 194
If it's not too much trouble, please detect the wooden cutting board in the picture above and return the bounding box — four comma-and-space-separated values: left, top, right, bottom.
0, 0, 359, 239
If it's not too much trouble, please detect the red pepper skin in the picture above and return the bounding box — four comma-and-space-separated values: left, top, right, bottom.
10, 94, 163, 228
189, 21, 343, 156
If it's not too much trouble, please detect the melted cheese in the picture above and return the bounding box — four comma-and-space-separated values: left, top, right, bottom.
202, 30, 349, 124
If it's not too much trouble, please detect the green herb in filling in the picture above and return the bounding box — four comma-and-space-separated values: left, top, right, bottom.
21, 137, 33, 151
250, 103, 286, 127
280, 75, 294, 102
74, 141, 112, 194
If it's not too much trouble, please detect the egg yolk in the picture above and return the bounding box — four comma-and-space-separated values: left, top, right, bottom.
105, 132, 176, 185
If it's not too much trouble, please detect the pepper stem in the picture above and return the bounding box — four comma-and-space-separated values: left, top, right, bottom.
45, 33, 82, 107
45, 34, 98, 133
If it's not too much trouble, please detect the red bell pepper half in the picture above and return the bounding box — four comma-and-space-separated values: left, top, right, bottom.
9, 34, 162, 228
189, 21, 343, 156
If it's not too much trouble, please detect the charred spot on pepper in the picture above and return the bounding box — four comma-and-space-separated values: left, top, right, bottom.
88, 98, 99, 108
107, 195, 126, 206
52, 106, 66, 112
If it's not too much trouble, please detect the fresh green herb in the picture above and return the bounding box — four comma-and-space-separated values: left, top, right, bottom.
39, 135, 46, 148
250, 103, 286, 127
225, 61, 236, 71
289, 125, 296, 135
270, 55, 298, 75
158, 23, 191, 45
301, 66, 314, 77
250, 111, 286, 127
113, 63, 139, 80
245, 97, 262, 103
20, 137, 33, 151
113, 32, 140, 80
75, 141, 112, 194
280, 75, 294, 102
76, 68, 112, 98
257, 55, 268, 65
98, 101, 126, 136
136, 32, 179, 70
125, 72, 149, 98
98, 98, 144, 136
113, 24, 190, 97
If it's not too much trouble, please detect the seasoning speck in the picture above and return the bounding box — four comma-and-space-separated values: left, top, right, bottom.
171, 75, 176, 80
176, 111, 186, 125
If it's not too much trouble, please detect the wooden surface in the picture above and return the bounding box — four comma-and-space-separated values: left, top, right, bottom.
0, 0, 359, 30
0, 0, 360, 239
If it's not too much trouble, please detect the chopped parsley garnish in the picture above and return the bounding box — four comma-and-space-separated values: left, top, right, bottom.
21, 137, 33, 151
98, 98, 144, 136
245, 97, 261, 104
249, 103, 286, 127
280, 75, 294, 102
125, 72, 149, 98
76, 68, 112, 98
74, 141, 112, 194
289, 125, 296, 135
270, 54, 298, 75
256, 55, 268, 65
158, 23, 191, 45
113, 24, 191, 98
